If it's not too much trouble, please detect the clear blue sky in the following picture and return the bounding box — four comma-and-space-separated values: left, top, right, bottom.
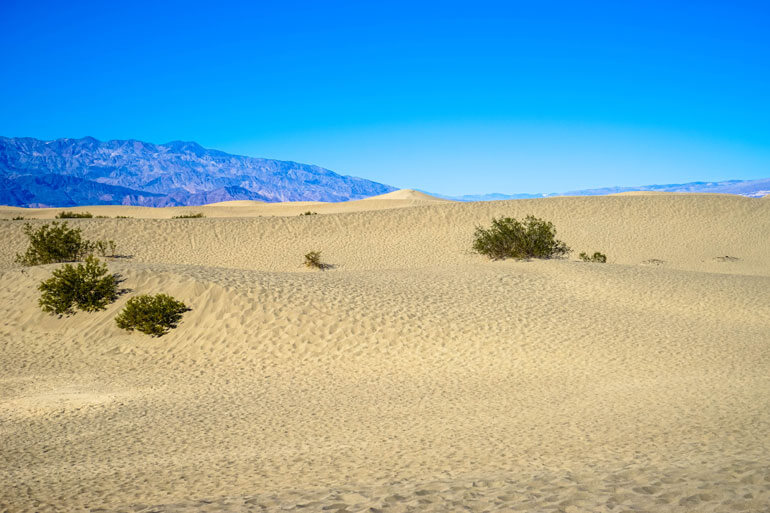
1, 0, 768, 195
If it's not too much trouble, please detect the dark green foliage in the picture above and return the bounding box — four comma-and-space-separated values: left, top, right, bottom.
15, 222, 118, 266
172, 212, 204, 219
304, 251, 326, 269
299, 211, 318, 216
16, 222, 89, 265
473, 215, 570, 260
56, 211, 93, 218
116, 216, 132, 219
12, 216, 25, 220
38, 256, 118, 315
95, 215, 110, 219
115, 294, 188, 336
579, 251, 607, 263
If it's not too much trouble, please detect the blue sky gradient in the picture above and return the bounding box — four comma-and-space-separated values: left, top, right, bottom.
1, 0, 768, 195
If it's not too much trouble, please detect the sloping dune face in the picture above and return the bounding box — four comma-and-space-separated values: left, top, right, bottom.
359, 188, 450, 201
0, 194, 769, 512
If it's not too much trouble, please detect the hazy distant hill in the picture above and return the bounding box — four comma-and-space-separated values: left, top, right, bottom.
434, 178, 770, 201
0, 136, 395, 207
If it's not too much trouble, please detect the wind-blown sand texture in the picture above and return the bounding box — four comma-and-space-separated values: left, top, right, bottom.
1, 192, 769, 513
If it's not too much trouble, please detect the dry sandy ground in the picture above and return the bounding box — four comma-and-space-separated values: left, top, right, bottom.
0, 191, 768, 512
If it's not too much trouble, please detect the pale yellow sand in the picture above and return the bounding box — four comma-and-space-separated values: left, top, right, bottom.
1, 192, 768, 512
0, 189, 447, 220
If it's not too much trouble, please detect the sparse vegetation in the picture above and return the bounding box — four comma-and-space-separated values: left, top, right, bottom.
15, 222, 118, 266
304, 251, 327, 270
92, 239, 117, 258
16, 222, 91, 265
38, 256, 119, 315
473, 215, 570, 260
116, 215, 132, 219
115, 294, 188, 336
12, 216, 25, 220
299, 211, 318, 216
56, 211, 93, 219
172, 212, 205, 219
95, 215, 110, 219
579, 251, 607, 263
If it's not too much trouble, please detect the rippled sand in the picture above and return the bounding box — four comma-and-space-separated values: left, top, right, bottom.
1, 192, 768, 512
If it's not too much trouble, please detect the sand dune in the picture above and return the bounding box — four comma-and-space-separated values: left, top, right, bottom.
361, 188, 450, 201
204, 200, 268, 206
1, 194, 769, 512
0, 189, 448, 220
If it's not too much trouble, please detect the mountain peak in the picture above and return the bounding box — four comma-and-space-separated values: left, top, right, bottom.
162, 140, 206, 153
0, 136, 396, 207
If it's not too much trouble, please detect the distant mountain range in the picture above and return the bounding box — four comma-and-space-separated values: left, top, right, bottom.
1, 136, 767, 208
431, 177, 770, 201
0, 136, 395, 207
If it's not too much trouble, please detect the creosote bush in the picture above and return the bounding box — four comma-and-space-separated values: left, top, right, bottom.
172, 212, 204, 219
38, 256, 118, 315
16, 222, 90, 265
579, 251, 607, 263
15, 222, 117, 266
473, 215, 570, 260
56, 211, 93, 218
304, 251, 326, 269
115, 294, 188, 336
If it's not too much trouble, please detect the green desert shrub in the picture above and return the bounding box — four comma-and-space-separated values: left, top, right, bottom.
473, 215, 570, 260
115, 294, 188, 336
16, 222, 90, 265
172, 212, 204, 219
12, 216, 25, 220
579, 251, 607, 263
15, 222, 118, 265
38, 256, 118, 315
56, 211, 93, 219
299, 211, 318, 216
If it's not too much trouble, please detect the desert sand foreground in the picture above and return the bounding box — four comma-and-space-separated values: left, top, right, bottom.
1, 192, 769, 512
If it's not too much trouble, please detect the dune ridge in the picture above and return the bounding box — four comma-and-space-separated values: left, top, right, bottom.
1, 194, 769, 512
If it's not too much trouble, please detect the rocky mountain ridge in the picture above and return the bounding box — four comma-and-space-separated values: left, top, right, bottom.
0, 136, 395, 207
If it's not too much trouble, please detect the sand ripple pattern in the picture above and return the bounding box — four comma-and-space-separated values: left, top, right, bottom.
1, 195, 769, 512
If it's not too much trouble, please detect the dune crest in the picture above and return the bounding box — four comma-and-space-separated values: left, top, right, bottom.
361, 188, 450, 201
203, 200, 267, 207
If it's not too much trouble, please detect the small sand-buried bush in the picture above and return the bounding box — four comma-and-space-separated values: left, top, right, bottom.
115, 294, 189, 336
56, 211, 93, 219
38, 256, 119, 315
473, 215, 570, 260
304, 251, 328, 270
579, 251, 607, 263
